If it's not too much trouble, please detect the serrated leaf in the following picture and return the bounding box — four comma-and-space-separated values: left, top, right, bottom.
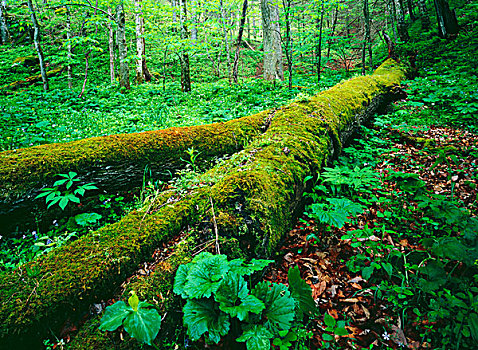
123, 305, 161, 346
183, 298, 230, 343
287, 266, 316, 319
185, 254, 230, 298
99, 301, 132, 331
236, 324, 273, 350
252, 281, 295, 333
173, 263, 192, 298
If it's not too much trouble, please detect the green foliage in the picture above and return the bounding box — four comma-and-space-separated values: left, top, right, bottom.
35, 172, 97, 210
173, 253, 316, 349
99, 291, 162, 346
305, 197, 364, 228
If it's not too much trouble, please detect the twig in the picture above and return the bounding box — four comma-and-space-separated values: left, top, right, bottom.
209, 197, 220, 255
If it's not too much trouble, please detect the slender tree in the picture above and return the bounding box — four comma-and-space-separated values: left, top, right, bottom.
0, 0, 9, 44
395, 0, 410, 42
179, 0, 191, 91
219, 0, 232, 82
362, 0, 372, 75
66, 5, 72, 89
261, 0, 283, 81
282, 0, 293, 88
418, 0, 430, 30
135, 0, 144, 84
233, 0, 248, 83
27, 0, 49, 91
407, 0, 416, 21
107, 6, 116, 85
116, 3, 130, 89
316, 0, 324, 82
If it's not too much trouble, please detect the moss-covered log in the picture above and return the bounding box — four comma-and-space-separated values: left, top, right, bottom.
0, 67, 63, 93
0, 59, 408, 349
0, 112, 268, 232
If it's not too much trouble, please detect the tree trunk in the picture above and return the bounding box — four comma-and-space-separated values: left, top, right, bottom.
395, 0, 410, 42
179, 0, 191, 92
283, 0, 293, 89
135, 0, 145, 84
261, 0, 283, 81
0, 0, 9, 44
387, 0, 398, 42
27, 0, 48, 92
107, 6, 116, 85
418, 0, 430, 30
362, 0, 372, 75
316, 1, 324, 83
0, 60, 408, 348
233, 0, 248, 84
66, 6, 72, 89
327, 5, 338, 59
191, 0, 198, 43
434, 0, 459, 38
78, 50, 91, 98
407, 0, 416, 21
116, 4, 130, 89
220, 0, 232, 82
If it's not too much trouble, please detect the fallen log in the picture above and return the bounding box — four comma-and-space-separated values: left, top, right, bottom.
0, 59, 408, 349
0, 67, 63, 93
0, 111, 268, 233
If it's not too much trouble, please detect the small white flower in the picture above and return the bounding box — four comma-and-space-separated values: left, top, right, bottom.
382, 332, 390, 340
0, 235, 2, 240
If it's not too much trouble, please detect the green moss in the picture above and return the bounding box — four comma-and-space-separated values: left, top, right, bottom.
0, 110, 268, 201
0, 60, 408, 346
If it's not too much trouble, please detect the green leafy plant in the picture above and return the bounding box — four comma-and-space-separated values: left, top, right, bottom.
35, 172, 98, 210
305, 197, 364, 228
99, 291, 162, 347
173, 253, 316, 349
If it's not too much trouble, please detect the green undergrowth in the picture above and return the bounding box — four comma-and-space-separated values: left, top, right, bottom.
302, 12, 478, 347
0, 42, 346, 152
0, 61, 408, 348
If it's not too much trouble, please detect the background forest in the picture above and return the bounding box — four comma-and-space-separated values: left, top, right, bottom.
0, 0, 478, 349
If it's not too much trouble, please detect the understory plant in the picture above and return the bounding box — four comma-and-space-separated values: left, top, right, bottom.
173, 252, 316, 349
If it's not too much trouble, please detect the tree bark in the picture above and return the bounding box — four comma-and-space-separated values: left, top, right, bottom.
434, 0, 459, 38
418, 0, 430, 30
395, 0, 410, 42
179, 0, 191, 92
66, 5, 72, 89
362, 0, 372, 75
116, 3, 130, 89
283, 0, 293, 88
220, 0, 232, 82
135, 0, 144, 84
261, 0, 284, 81
0, 0, 9, 44
316, 0, 324, 83
107, 6, 115, 85
233, 0, 248, 84
407, 0, 416, 21
27, 0, 48, 92
327, 5, 338, 59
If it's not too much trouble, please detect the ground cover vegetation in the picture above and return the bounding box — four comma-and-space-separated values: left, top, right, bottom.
0, 0, 476, 349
